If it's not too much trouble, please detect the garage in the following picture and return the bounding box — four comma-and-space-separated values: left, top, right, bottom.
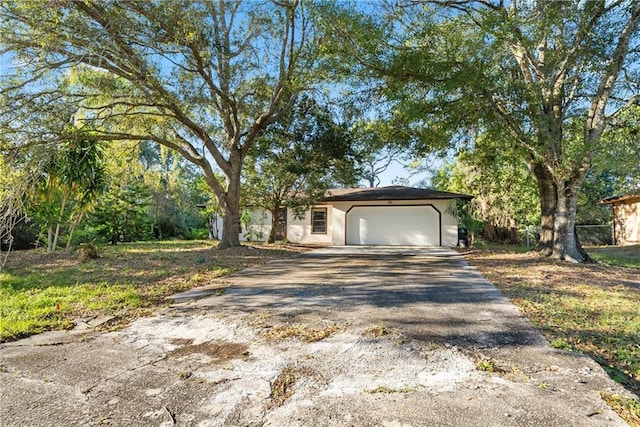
346, 205, 440, 246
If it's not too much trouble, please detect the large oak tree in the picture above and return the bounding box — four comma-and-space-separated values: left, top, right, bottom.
1, 0, 316, 248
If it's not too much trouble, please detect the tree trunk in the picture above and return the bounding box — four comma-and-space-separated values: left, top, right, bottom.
65, 210, 85, 252
47, 225, 54, 253
218, 168, 242, 249
51, 191, 70, 252
529, 162, 556, 255
551, 180, 593, 263
509, 218, 519, 244
268, 208, 279, 244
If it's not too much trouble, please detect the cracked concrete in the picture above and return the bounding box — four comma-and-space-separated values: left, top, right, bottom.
0, 246, 633, 426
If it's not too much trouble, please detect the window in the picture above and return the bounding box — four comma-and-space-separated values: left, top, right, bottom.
311, 208, 327, 234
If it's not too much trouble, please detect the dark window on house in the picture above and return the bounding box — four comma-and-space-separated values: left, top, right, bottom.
311, 208, 327, 234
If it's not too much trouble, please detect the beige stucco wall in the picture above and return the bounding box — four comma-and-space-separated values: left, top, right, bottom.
286, 204, 334, 244
613, 198, 640, 245
240, 208, 272, 242
287, 199, 459, 246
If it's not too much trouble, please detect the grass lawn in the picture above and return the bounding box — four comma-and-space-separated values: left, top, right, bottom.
462, 244, 640, 425
588, 244, 640, 268
0, 240, 306, 342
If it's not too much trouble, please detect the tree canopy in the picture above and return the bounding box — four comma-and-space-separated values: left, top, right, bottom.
322, 0, 640, 262
243, 96, 357, 242
2, 1, 639, 262
1, 0, 320, 248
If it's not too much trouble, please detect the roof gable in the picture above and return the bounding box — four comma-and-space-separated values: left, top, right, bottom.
323, 185, 473, 202
596, 193, 640, 205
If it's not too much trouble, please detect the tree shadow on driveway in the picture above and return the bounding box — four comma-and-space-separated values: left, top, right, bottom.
173, 246, 547, 352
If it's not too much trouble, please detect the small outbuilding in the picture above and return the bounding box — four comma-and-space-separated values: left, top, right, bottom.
596, 193, 640, 246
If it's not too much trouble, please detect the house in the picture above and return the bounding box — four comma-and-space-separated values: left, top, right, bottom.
240, 186, 473, 246
596, 193, 640, 245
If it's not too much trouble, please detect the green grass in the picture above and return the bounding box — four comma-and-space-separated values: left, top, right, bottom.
602, 393, 640, 426
587, 245, 640, 268
511, 283, 640, 383
464, 249, 640, 425
0, 280, 143, 340
0, 240, 298, 342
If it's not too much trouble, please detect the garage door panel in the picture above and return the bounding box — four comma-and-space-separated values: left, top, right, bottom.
346, 206, 439, 246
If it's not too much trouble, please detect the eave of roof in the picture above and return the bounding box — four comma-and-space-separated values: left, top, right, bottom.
322, 185, 473, 202
596, 193, 640, 205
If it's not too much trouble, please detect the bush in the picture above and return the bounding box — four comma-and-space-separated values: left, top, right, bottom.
1, 219, 39, 251
186, 228, 210, 240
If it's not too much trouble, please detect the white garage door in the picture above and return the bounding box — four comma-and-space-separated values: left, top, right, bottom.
346, 205, 440, 246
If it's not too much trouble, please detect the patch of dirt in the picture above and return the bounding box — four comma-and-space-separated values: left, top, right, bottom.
168, 341, 249, 363
3, 249, 83, 271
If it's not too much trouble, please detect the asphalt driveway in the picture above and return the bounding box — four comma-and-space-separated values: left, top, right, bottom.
0, 246, 631, 426
185, 246, 544, 350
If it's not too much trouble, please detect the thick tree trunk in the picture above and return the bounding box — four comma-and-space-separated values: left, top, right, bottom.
552, 180, 593, 263
530, 162, 556, 255
218, 168, 242, 249
528, 161, 592, 262
219, 204, 241, 249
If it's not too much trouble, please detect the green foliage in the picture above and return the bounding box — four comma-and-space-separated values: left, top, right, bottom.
91, 179, 152, 245
0, 0, 323, 249
578, 172, 623, 225
432, 137, 540, 242
243, 96, 358, 242
41, 141, 209, 246
24, 136, 106, 252
137, 142, 208, 240
350, 118, 411, 187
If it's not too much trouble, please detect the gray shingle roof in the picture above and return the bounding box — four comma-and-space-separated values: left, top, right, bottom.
322, 186, 473, 202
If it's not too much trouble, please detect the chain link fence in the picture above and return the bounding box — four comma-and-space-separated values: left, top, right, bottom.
520, 224, 613, 247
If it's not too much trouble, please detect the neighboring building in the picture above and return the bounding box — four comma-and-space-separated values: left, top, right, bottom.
597, 193, 640, 246
239, 186, 473, 247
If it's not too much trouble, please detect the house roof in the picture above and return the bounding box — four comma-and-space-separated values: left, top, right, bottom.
596, 193, 640, 205
322, 185, 473, 202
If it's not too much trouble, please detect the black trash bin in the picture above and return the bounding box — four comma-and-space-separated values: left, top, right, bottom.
458, 227, 469, 248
